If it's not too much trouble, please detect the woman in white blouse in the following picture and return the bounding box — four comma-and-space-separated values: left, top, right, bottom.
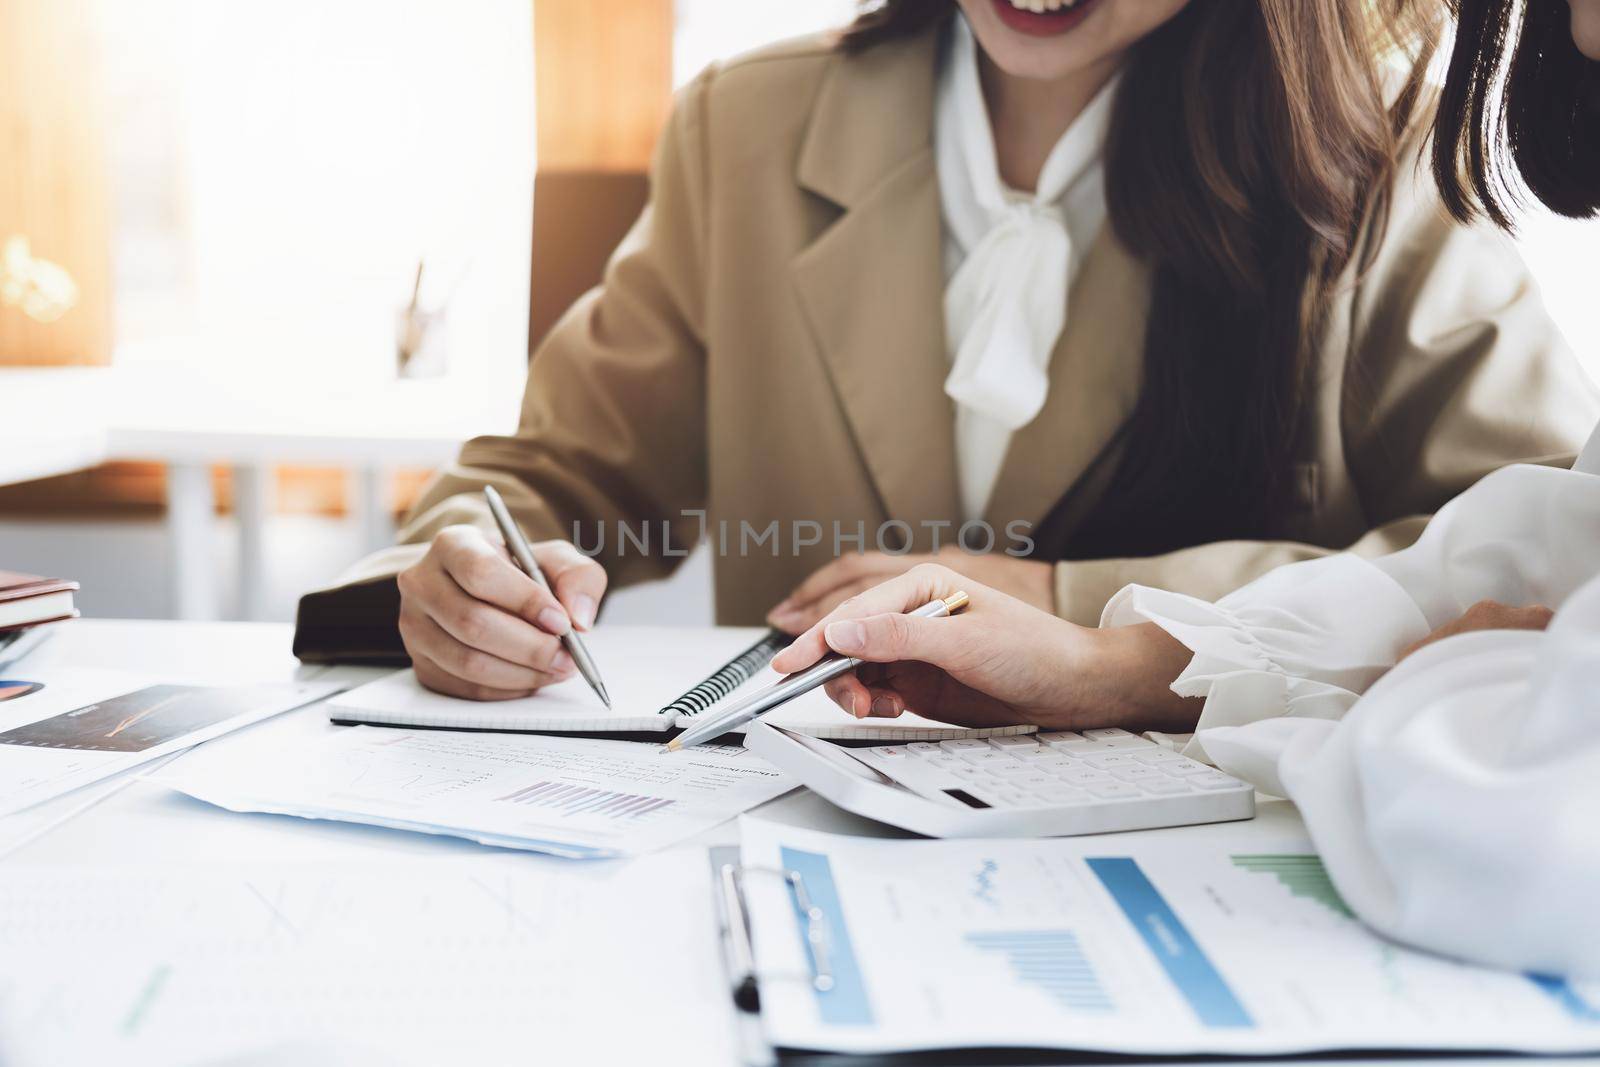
774, 0, 1600, 979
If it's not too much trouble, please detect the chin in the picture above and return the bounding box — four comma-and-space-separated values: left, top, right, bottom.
983, 40, 1104, 81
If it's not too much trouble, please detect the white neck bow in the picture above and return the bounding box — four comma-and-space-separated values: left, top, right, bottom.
936, 15, 1116, 432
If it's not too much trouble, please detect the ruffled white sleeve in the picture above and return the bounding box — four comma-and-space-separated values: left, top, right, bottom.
1102, 557, 1428, 762
1371, 462, 1600, 627
1103, 457, 1600, 762
1200, 575, 1600, 979
1576, 423, 1600, 475
1127, 432, 1600, 979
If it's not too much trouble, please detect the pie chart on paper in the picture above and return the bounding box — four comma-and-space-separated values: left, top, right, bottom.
0, 681, 43, 703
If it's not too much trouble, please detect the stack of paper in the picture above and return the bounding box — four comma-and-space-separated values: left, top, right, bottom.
165, 725, 794, 858
0, 852, 734, 1066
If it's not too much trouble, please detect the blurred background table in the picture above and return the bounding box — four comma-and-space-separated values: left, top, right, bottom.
0, 364, 515, 621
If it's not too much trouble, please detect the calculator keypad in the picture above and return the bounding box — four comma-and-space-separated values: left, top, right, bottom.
860, 729, 1246, 810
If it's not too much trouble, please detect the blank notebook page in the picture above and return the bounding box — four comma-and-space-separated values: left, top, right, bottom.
326, 627, 770, 733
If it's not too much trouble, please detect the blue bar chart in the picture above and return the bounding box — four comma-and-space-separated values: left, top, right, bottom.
1088, 857, 1254, 1028
963, 930, 1115, 1014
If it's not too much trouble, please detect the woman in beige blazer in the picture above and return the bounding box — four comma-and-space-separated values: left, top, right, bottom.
773, 0, 1600, 734
295, 0, 1596, 703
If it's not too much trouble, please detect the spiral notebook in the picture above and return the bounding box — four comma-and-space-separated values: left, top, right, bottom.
326, 626, 1033, 742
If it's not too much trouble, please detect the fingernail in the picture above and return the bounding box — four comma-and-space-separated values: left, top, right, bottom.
826, 620, 865, 654
536, 607, 570, 635
571, 595, 597, 630
870, 696, 894, 717
552, 650, 575, 674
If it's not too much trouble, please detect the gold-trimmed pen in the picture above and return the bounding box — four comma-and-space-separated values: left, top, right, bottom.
665, 591, 969, 752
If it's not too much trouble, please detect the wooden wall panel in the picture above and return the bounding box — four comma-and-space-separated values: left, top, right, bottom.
0, 464, 435, 520
0, 0, 113, 365
528, 0, 672, 350
534, 0, 674, 172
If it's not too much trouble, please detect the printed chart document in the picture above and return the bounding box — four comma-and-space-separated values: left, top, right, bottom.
0, 669, 337, 817
165, 725, 794, 858
0, 852, 735, 1067
739, 821, 1600, 1057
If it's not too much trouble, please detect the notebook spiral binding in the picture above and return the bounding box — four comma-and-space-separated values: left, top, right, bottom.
661, 630, 794, 718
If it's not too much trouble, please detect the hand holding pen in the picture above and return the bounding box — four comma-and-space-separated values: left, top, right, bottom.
667, 584, 972, 751
483, 486, 612, 707
766, 562, 1202, 737
392, 486, 611, 703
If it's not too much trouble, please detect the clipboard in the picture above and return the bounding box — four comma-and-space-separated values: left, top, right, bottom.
708, 848, 1132, 1067
706, 848, 1532, 1067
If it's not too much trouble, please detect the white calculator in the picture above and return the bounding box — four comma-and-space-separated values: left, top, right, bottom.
745, 722, 1254, 838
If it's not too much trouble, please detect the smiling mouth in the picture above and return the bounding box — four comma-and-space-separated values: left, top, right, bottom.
990, 0, 1104, 36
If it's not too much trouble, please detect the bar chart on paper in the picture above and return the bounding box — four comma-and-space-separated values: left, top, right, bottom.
166, 727, 795, 858
1230, 855, 1353, 918
739, 824, 1600, 1059
493, 781, 677, 821
964, 930, 1114, 1013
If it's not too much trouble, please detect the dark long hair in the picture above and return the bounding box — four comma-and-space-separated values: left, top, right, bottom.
842, 1, 1438, 555
1433, 0, 1600, 227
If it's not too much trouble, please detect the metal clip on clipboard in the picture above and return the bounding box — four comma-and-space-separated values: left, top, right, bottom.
711, 847, 838, 1067
710, 847, 1084, 1067
717, 858, 835, 996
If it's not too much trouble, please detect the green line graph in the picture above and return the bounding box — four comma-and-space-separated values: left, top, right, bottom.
1230, 854, 1353, 919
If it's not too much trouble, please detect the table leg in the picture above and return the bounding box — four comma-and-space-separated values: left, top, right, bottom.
354, 465, 394, 554
233, 464, 270, 621
167, 462, 217, 621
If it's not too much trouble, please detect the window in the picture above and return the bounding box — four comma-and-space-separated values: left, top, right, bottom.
100, 0, 534, 387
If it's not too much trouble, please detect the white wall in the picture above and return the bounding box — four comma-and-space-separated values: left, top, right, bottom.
102, 0, 535, 390
674, 0, 857, 84
1518, 211, 1600, 372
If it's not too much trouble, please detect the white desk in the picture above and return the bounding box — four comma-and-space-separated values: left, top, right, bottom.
0, 364, 517, 622
3, 620, 1589, 1067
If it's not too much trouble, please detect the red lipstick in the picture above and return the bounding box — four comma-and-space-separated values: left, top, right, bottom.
989, 0, 1103, 37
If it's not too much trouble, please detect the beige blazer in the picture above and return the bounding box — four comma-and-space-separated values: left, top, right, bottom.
294, 25, 1597, 662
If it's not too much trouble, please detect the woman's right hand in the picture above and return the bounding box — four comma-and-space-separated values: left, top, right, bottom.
768, 563, 1199, 733
397, 525, 608, 701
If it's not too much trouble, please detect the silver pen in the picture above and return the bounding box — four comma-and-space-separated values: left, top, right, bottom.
665, 590, 969, 752
482, 485, 612, 708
